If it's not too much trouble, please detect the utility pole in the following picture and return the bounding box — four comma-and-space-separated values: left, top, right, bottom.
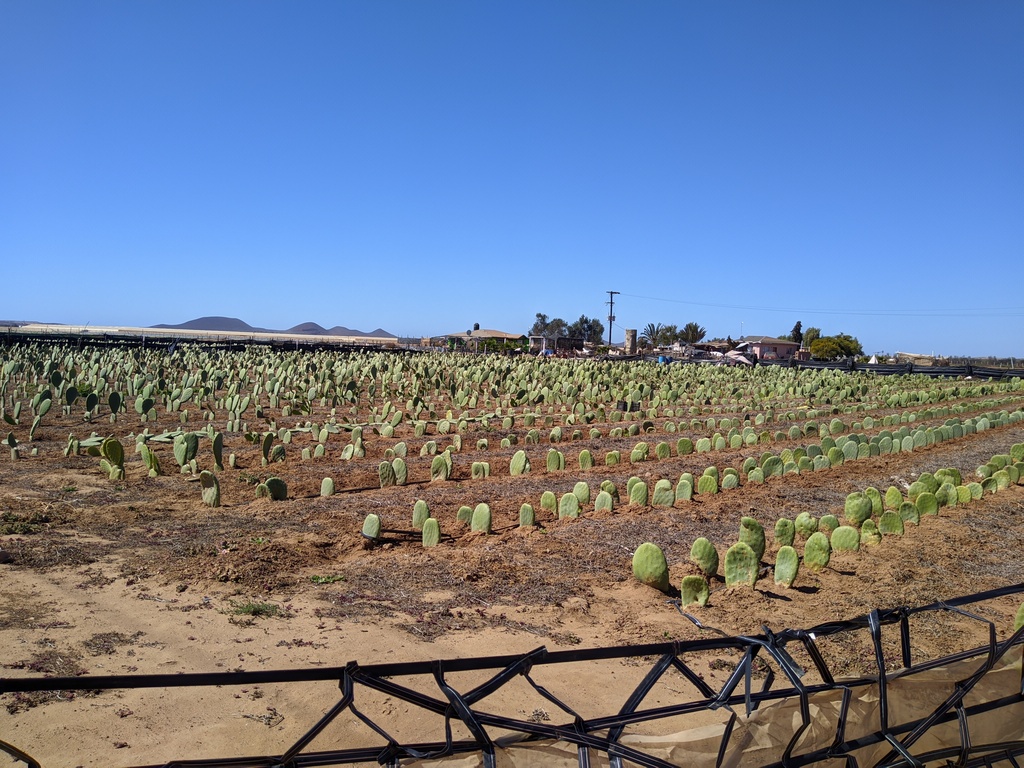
606, 291, 619, 346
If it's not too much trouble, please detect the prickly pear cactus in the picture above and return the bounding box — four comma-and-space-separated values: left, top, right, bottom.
916, 491, 939, 516
739, 517, 765, 561
430, 454, 449, 481
320, 477, 335, 497
540, 490, 557, 514
422, 518, 440, 548
471, 503, 491, 533
899, 501, 919, 525
510, 450, 530, 476
844, 492, 872, 526
819, 514, 840, 534
774, 518, 795, 548
456, 505, 473, 524
379, 461, 397, 488
773, 546, 799, 588
212, 432, 224, 472
884, 486, 903, 510
690, 537, 719, 577
794, 512, 817, 539
652, 479, 674, 507
519, 504, 535, 527
594, 490, 614, 513
860, 519, 882, 546
200, 470, 220, 508
878, 510, 904, 536
628, 480, 648, 506
724, 542, 759, 588
632, 542, 670, 592
803, 532, 831, 571
578, 450, 593, 470
412, 499, 430, 530
558, 493, 580, 519
392, 458, 408, 486
573, 481, 590, 506
362, 513, 381, 540
696, 474, 718, 495
679, 575, 709, 607
675, 479, 693, 502
546, 449, 565, 472
830, 525, 860, 551
265, 476, 287, 501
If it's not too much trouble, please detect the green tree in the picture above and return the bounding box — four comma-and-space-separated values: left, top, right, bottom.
803, 326, 821, 347
790, 321, 803, 346
810, 333, 863, 360
641, 323, 663, 349
810, 337, 843, 360
566, 315, 605, 345
529, 313, 567, 340
679, 322, 707, 344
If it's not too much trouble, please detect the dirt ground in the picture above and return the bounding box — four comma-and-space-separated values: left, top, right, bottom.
2, 396, 1024, 766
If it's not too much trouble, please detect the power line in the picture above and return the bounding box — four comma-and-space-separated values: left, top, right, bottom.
618, 292, 1024, 319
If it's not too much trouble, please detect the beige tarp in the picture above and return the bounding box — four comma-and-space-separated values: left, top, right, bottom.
409, 651, 1023, 767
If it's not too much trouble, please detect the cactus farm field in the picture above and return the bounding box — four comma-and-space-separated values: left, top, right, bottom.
2, 343, 1024, 764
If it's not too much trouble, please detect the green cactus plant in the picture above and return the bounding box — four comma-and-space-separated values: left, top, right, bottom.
690, 537, 719, 577
830, 526, 860, 552
878, 510, 904, 535
578, 449, 593, 470
457, 505, 473, 524
430, 454, 450, 481
471, 503, 491, 533
859, 519, 882, 546
739, 517, 765, 561
519, 504, 535, 527
265, 476, 287, 501
916, 491, 939, 516
422, 517, 440, 548
559, 493, 580, 518
724, 542, 759, 588
362, 513, 381, 540
199, 470, 220, 507
540, 490, 557, 514
510, 450, 530, 476
773, 546, 799, 588
594, 490, 614, 513
379, 461, 397, 488
628, 480, 648, 506
774, 518, 795, 548
573, 481, 590, 506
696, 474, 718, 495
803, 532, 830, 571
844, 492, 872, 526
679, 575, 709, 607
652, 479, 674, 507
320, 477, 334, 496
632, 542, 670, 592
794, 512, 817, 539
412, 499, 430, 530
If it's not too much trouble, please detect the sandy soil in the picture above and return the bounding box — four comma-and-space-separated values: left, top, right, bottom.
2, 390, 1023, 766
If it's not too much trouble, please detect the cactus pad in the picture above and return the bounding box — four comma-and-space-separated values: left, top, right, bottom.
679, 575, 709, 607
724, 542, 759, 588
690, 537, 719, 577
632, 542, 670, 592
773, 546, 799, 588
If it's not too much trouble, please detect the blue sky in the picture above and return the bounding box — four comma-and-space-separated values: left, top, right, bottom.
2, 2, 1022, 356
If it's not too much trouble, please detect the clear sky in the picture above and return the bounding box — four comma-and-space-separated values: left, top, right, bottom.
2, 2, 1022, 356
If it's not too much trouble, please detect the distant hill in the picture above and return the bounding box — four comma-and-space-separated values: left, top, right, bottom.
153, 316, 268, 333
153, 317, 394, 338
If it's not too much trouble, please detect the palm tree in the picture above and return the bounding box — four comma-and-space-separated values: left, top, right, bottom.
679, 322, 707, 345
641, 323, 663, 349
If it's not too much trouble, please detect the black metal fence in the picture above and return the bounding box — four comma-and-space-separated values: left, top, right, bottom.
2, 584, 1023, 768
